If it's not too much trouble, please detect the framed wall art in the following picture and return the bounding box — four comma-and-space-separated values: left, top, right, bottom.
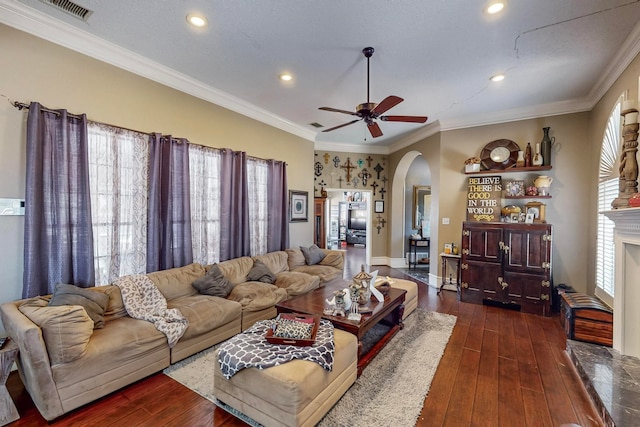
289, 190, 308, 222
374, 200, 384, 213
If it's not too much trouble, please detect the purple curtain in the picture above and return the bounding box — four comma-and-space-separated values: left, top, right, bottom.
23, 102, 95, 298
147, 133, 193, 272
219, 149, 250, 260
266, 160, 289, 252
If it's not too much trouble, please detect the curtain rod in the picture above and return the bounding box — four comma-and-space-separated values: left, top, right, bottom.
10, 99, 286, 164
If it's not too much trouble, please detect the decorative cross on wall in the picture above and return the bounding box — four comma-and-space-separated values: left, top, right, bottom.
333, 156, 341, 168
379, 187, 386, 200
371, 181, 378, 195
374, 163, 384, 179
314, 161, 323, 177
358, 168, 371, 186
318, 180, 327, 187
341, 157, 356, 183
366, 156, 373, 167
337, 176, 344, 188
323, 153, 330, 164
357, 158, 364, 169
381, 176, 388, 186
351, 177, 359, 188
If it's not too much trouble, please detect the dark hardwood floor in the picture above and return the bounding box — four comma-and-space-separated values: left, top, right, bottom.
6, 246, 602, 426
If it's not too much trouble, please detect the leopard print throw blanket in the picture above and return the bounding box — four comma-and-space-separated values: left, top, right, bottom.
218, 319, 335, 379
115, 274, 188, 348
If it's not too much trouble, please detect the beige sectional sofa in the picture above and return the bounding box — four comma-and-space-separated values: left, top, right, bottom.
0, 247, 344, 421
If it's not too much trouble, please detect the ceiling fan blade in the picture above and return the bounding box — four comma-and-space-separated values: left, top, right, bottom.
322, 119, 361, 132
319, 107, 358, 116
371, 95, 404, 115
380, 115, 428, 123
367, 121, 383, 138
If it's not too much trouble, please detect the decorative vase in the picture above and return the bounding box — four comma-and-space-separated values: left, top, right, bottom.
532, 143, 543, 166
525, 143, 532, 167
540, 127, 554, 166
516, 150, 525, 167
534, 175, 553, 196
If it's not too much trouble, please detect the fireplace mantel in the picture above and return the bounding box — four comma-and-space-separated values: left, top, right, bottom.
603, 207, 640, 357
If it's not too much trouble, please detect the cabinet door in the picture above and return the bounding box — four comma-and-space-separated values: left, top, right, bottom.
502, 224, 552, 315
461, 223, 503, 304
462, 223, 503, 263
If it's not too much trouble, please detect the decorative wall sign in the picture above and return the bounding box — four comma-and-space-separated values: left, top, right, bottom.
289, 190, 308, 222
466, 176, 502, 222
375, 200, 384, 213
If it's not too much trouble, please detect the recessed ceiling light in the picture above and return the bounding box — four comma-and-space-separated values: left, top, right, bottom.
490, 73, 505, 82
186, 13, 208, 28
486, 2, 505, 14
279, 73, 293, 82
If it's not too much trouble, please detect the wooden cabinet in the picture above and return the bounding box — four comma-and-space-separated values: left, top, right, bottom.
460, 221, 552, 316
314, 197, 326, 248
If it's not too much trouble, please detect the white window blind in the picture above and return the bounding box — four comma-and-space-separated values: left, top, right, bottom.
596, 98, 623, 299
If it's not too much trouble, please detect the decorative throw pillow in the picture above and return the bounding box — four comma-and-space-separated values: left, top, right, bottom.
19, 297, 93, 365
48, 283, 110, 329
246, 260, 276, 284
273, 317, 313, 340
192, 264, 234, 297
300, 244, 326, 265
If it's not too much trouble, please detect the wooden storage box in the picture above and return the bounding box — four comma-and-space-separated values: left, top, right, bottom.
560, 292, 613, 347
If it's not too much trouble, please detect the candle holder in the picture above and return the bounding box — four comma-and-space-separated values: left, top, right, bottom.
612, 103, 639, 209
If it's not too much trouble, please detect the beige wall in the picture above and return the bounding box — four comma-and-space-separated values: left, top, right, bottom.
313, 150, 388, 258
0, 24, 314, 310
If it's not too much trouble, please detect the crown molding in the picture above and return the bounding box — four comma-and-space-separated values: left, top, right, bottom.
0, 0, 317, 142
388, 121, 441, 153
313, 140, 389, 154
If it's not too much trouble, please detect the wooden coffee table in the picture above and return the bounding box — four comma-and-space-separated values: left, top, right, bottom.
276, 280, 406, 376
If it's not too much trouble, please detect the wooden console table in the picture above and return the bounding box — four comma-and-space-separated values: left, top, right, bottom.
408, 237, 430, 269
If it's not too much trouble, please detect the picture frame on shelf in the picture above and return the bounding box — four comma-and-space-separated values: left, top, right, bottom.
374, 200, 384, 213
509, 213, 520, 223
525, 212, 535, 224
505, 180, 525, 197
289, 190, 308, 222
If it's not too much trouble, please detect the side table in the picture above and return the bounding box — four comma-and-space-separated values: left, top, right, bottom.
0, 339, 19, 426
440, 253, 461, 297
408, 237, 430, 269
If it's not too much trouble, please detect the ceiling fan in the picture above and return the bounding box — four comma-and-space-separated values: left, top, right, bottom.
319, 47, 428, 138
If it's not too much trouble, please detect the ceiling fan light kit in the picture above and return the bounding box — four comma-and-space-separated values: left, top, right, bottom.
319, 47, 428, 138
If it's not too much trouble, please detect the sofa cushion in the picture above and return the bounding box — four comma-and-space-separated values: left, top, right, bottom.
292, 265, 342, 283
48, 284, 110, 329
274, 271, 321, 296
147, 263, 205, 301
217, 257, 254, 286
19, 297, 94, 365
93, 285, 128, 322
300, 244, 326, 265
319, 250, 345, 270
252, 251, 289, 274
286, 248, 306, 270
168, 295, 242, 340
192, 264, 234, 297
246, 260, 276, 284
227, 282, 288, 312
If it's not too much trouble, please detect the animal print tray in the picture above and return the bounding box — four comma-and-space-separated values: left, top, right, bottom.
265, 313, 320, 346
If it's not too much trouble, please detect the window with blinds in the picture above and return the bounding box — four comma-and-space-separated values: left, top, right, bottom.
596, 98, 623, 301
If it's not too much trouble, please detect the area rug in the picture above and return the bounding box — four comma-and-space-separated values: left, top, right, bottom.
164, 308, 456, 427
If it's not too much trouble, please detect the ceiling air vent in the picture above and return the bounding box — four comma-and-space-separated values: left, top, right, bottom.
39, 0, 93, 21
309, 122, 324, 128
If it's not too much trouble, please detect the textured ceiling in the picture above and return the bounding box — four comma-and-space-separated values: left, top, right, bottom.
2, 0, 640, 151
